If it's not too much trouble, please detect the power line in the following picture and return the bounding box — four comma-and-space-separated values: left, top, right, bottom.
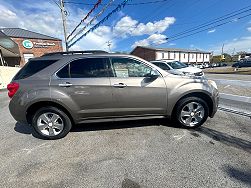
166, 13, 251, 43
64, 0, 169, 6
134, 12, 251, 57
69, 0, 131, 48
67, 0, 103, 40
68, 0, 115, 44
51, 0, 61, 9
169, 5, 251, 39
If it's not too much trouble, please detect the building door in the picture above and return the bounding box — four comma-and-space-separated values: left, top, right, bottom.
23, 54, 34, 63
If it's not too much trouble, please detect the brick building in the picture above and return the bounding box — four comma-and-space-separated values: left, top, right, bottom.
0, 28, 62, 67
131, 46, 212, 64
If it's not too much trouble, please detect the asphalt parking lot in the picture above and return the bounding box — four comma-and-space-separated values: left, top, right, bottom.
0, 90, 251, 188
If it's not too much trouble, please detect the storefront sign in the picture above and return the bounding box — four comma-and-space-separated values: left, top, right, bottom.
22, 40, 33, 49
22, 40, 56, 49
33, 42, 56, 48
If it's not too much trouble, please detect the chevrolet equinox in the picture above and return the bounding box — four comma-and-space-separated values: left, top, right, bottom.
8, 51, 219, 139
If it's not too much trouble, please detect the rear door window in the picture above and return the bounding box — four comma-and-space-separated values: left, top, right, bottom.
56, 58, 111, 78
13, 60, 58, 80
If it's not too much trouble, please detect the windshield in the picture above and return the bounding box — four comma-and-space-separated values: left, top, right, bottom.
167, 61, 188, 69
152, 62, 170, 70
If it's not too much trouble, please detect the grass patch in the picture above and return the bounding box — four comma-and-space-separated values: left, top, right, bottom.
204, 67, 251, 75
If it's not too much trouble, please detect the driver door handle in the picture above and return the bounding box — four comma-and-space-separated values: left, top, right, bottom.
113, 83, 127, 88
59, 82, 72, 87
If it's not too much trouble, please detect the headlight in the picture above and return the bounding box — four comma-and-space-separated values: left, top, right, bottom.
208, 80, 218, 89
182, 72, 194, 76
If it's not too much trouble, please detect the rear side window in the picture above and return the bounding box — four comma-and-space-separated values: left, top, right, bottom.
57, 58, 110, 78
13, 60, 58, 80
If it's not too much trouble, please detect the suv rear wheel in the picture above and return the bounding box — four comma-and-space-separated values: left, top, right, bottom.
173, 97, 209, 128
32, 106, 72, 139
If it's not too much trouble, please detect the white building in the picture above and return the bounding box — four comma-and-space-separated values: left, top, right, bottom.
131, 46, 212, 64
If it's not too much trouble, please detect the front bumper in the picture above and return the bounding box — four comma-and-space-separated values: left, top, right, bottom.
210, 90, 219, 118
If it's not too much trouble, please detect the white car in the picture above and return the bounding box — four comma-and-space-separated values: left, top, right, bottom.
151, 60, 204, 76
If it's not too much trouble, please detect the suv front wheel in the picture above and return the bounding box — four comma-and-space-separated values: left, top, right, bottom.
32, 106, 72, 139
174, 97, 209, 128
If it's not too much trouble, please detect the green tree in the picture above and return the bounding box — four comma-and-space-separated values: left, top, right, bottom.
222, 53, 232, 62
211, 55, 221, 63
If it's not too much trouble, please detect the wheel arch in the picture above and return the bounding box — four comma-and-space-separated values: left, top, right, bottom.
171, 92, 214, 118
26, 101, 75, 125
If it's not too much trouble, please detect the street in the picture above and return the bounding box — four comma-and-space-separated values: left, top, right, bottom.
0, 90, 250, 188
205, 73, 251, 82
205, 73, 251, 114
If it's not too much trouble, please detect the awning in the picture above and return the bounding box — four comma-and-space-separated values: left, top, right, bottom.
0, 31, 20, 57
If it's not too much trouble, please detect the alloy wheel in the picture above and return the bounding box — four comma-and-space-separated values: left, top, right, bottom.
37, 112, 64, 136
179, 102, 205, 127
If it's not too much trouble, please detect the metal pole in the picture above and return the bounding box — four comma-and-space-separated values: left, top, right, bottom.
107, 41, 112, 52
0, 50, 4, 66
60, 0, 69, 51
221, 43, 224, 55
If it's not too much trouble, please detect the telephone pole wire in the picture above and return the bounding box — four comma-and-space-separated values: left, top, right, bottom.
60, 0, 69, 51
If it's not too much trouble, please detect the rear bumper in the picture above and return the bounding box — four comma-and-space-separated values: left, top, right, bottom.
9, 98, 28, 124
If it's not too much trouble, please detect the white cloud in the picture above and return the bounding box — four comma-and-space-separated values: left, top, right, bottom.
168, 43, 176, 46
247, 27, 251, 32
0, 1, 175, 51
208, 29, 216, 33
0, 4, 17, 20
210, 36, 251, 54
132, 34, 167, 48
0, 1, 114, 51
113, 16, 175, 37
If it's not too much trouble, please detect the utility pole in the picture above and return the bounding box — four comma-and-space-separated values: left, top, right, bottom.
60, 0, 69, 51
106, 41, 112, 52
221, 43, 224, 55
221, 43, 225, 61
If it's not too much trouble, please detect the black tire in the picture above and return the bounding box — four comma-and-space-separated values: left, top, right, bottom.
32, 106, 72, 139
173, 97, 209, 129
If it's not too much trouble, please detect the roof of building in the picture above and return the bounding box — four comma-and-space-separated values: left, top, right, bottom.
0, 28, 61, 41
131, 46, 211, 54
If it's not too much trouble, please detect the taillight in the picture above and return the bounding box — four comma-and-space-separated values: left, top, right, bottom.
7, 82, 19, 98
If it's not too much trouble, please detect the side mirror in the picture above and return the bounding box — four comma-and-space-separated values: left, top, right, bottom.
145, 70, 159, 79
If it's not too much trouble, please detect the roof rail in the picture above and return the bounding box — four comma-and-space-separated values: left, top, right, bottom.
42, 50, 108, 56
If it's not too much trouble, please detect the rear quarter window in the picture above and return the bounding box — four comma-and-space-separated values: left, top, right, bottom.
13, 60, 58, 80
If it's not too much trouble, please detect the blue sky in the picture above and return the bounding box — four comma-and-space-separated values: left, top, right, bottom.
1, 0, 251, 54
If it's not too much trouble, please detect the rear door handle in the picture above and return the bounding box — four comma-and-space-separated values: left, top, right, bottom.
113, 83, 127, 88
59, 82, 72, 87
